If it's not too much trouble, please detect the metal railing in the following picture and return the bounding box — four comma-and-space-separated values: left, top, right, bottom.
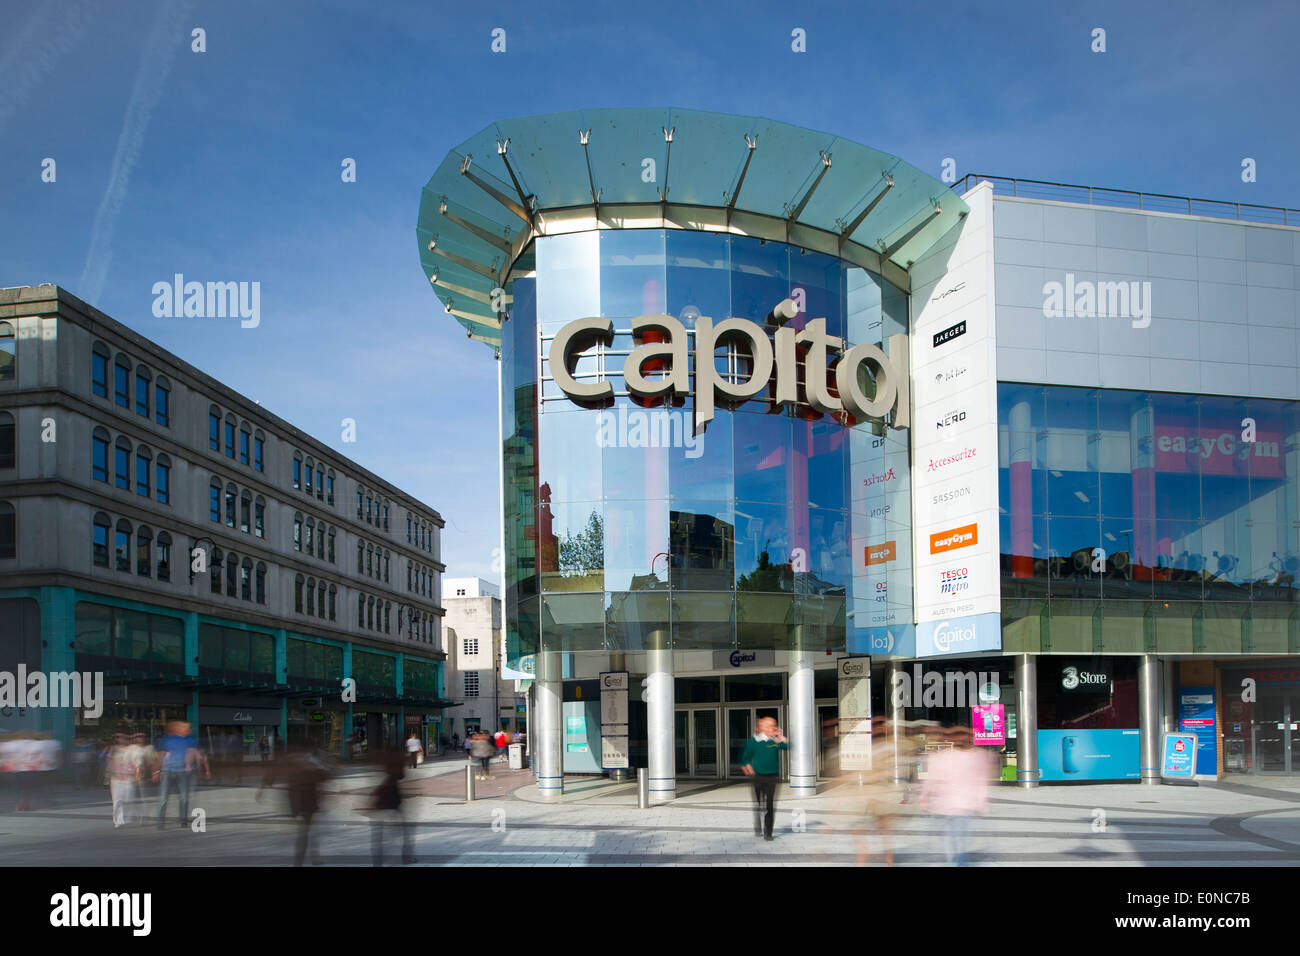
951, 174, 1298, 227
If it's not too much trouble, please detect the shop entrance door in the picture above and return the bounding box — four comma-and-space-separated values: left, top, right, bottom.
1252, 693, 1293, 772
726, 705, 783, 778
674, 707, 721, 777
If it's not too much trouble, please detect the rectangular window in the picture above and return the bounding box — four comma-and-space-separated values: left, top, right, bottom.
225, 488, 235, 528
115, 528, 130, 572
407, 516, 412, 543
463, 638, 479, 656
224, 421, 235, 458
135, 453, 150, 497
114, 364, 129, 407
357, 491, 363, 518
294, 519, 302, 552
305, 462, 313, 491
240, 497, 250, 534
156, 462, 169, 505
316, 471, 323, 500
209, 485, 220, 522
158, 540, 171, 582
327, 531, 335, 563
92, 353, 108, 397
114, 446, 129, 489
155, 385, 169, 426
135, 373, 149, 418
239, 431, 249, 465
253, 436, 264, 472
463, 673, 479, 698
209, 412, 220, 451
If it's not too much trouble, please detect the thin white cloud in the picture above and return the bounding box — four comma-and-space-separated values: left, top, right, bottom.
79, 0, 193, 302
0, 0, 98, 131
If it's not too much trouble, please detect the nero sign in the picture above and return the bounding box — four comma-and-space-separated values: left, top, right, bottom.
549, 301, 909, 434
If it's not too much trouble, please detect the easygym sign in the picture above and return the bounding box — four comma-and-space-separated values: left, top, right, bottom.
548, 302, 910, 434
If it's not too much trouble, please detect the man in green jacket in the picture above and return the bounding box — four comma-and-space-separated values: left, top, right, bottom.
740, 716, 788, 841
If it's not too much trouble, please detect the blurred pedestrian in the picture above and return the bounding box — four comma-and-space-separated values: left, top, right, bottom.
919, 728, 994, 866
107, 732, 142, 828
155, 720, 207, 828
405, 731, 423, 769
369, 749, 414, 865
740, 716, 788, 841
470, 733, 493, 779
259, 748, 331, 865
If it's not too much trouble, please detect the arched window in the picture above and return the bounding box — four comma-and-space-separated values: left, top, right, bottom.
92, 427, 110, 483
317, 580, 325, 618
328, 584, 337, 621
253, 430, 265, 472
383, 504, 389, 531
406, 515, 412, 544
356, 489, 363, 519
135, 444, 152, 498
114, 436, 132, 489
356, 540, 364, 572
316, 523, 325, 560
293, 453, 302, 490
304, 517, 315, 555
306, 577, 316, 616
366, 543, 373, 577
115, 518, 132, 572
366, 494, 373, 524
0, 502, 13, 559
209, 477, 221, 522
92, 512, 110, 566
293, 512, 303, 552
154, 375, 170, 427
113, 354, 131, 407
295, 574, 305, 613
255, 562, 267, 604
239, 424, 250, 465
240, 489, 251, 533
384, 601, 390, 634
135, 365, 151, 418
254, 496, 265, 538
326, 470, 335, 505
211, 547, 223, 594
383, 551, 390, 583
0, 411, 14, 471
92, 342, 110, 397
157, 531, 172, 582
155, 453, 171, 505
367, 595, 375, 630
209, 405, 221, 451
305, 458, 314, 493
241, 557, 252, 600
315, 468, 323, 500
407, 561, 412, 592
224, 482, 236, 528
357, 593, 365, 627
327, 527, 335, 563
136, 525, 152, 577
224, 414, 236, 459
226, 550, 237, 597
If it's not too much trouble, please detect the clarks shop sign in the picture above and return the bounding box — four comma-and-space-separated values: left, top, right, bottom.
548, 303, 910, 434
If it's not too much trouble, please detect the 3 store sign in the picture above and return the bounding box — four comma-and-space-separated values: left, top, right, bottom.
548, 300, 910, 434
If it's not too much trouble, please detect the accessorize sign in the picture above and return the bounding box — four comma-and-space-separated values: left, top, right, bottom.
547, 302, 910, 434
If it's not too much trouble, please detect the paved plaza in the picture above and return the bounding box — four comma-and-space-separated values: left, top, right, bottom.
3, 757, 1300, 866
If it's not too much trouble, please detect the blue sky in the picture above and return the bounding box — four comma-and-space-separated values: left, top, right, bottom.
1, 0, 1295, 582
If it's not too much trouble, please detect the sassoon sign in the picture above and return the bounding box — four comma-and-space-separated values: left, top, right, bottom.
548, 300, 910, 434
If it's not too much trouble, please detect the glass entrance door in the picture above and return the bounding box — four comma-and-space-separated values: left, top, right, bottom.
675, 707, 721, 777
726, 705, 783, 777
1252, 693, 1291, 772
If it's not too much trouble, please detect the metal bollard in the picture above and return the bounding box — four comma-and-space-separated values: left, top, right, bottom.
637, 767, 648, 809
466, 764, 476, 802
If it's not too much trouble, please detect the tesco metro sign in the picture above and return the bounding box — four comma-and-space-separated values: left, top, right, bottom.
548, 298, 910, 434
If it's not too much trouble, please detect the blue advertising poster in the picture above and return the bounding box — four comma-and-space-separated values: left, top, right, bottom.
1178, 687, 1217, 776
1037, 729, 1140, 781
1161, 733, 1198, 779
851, 624, 915, 658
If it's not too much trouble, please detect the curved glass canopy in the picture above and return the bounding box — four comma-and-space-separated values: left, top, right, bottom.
417, 107, 968, 350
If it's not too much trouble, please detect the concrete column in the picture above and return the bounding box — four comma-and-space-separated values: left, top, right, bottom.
787, 637, 816, 797
39, 587, 76, 773
535, 648, 564, 798
1015, 654, 1039, 788
887, 659, 905, 783
646, 631, 675, 804
1139, 653, 1161, 785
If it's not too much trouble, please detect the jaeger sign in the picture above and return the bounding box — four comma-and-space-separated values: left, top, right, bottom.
548, 300, 910, 434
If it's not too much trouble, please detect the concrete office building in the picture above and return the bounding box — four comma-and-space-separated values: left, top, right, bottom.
417, 108, 1300, 796
441, 576, 527, 739
0, 285, 450, 761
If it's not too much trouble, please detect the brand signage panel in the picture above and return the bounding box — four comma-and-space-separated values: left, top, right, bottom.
712, 649, 776, 669
599, 671, 629, 769
838, 655, 872, 771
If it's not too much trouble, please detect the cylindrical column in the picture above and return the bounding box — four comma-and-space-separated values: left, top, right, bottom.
1015, 654, 1039, 788
788, 640, 817, 798
1139, 653, 1161, 785
637, 767, 649, 809
646, 634, 675, 804
535, 648, 564, 798
1162, 658, 1177, 733
887, 660, 905, 784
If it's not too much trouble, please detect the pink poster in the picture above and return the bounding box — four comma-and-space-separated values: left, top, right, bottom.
973, 704, 1005, 746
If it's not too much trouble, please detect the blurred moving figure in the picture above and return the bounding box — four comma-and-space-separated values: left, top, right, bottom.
855, 716, 903, 866
258, 748, 332, 865
740, 716, 788, 842
405, 731, 423, 769
919, 728, 994, 866
154, 720, 208, 828
107, 732, 143, 827
369, 749, 414, 865
470, 732, 493, 780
